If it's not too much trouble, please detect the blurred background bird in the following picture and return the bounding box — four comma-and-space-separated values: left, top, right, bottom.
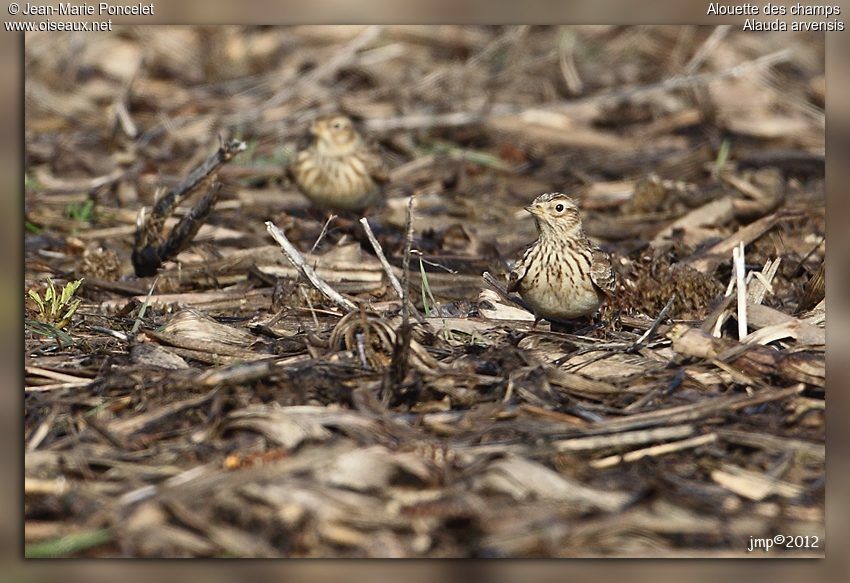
287, 114, 389, 212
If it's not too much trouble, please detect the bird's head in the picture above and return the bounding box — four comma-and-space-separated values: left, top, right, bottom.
524, 192, 583, 238
310, 114, 360, 155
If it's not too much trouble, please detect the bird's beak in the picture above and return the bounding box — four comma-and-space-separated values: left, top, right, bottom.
524, 205, 537, 215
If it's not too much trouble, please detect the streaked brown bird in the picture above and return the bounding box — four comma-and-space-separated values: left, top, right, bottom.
287, 114, 389, 212
508, 192, 616, 322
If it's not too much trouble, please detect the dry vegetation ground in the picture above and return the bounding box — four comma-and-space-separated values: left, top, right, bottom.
24, 26, 824, 557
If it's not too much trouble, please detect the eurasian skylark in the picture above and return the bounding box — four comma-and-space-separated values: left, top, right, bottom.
509, 192, 616, 322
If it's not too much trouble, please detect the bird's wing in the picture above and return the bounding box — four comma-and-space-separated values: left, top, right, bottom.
589, 246, 617, 295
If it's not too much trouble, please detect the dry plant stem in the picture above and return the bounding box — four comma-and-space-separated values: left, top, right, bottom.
796, 261, 825, 315
709, 256, 780, 340
401, 197, 414, 325
746, 303, 825, 345
624, 369, 685, 413
591, 433, 719, 469
158, 182, 223, 260
651, 197, 735, 248
300, 286, 321, 329
133, 139, 247, 277
734, 242, 748, 340
558, 27, 583, 95
382, 197, 416, 399
119, 463, 215, 507
481, 271, 532, 313
86, 325, 128, 340
748, 257, 781, 304
26, 366, 91, 384
792, 237, 825, 277
631, 294, 675, 351
148, 140, 247, 234
701, 290, 736, 336
683, 25, 731, 74
130, 276, 159, 335
711, 463, 803, 501
147, 330, 263, 360
195, 355, 311, 387
108, 391, 218, 438
718, 429, 824, 461
25, 478, 69, 497
366, 111, 488, 133
359, 217, 426, 325
310, 214, 337, 253
82, 415, 128, 449
265, 221, 357, 313
670, 325, 823, 386
684, 211, 781, 274
26, 408, 57, 450
589, 384, 803, 434
25, 381, 90, 393
360, 218, 404, 299
553, 424, 695, 452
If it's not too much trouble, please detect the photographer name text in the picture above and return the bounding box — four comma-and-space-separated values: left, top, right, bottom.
19, 2, 154, 16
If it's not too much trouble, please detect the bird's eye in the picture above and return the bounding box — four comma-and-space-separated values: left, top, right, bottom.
554, 203, 565, 213
332, 122, 342, 129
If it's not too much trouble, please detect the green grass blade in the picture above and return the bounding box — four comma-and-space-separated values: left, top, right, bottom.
131, 276, 159, 335
419, 258, 434, 316
714, 138, 731, 175
25, 528, 113, 558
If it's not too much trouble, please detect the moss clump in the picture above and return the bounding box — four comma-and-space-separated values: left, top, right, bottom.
617, 251, 722, 319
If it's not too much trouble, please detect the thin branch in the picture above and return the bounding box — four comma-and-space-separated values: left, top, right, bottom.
683, 25, 731, 75
359, 217, 426, 324
359, 218, 404, 300
265, 221, 357, 313
310, 214, 337, 253
411, 251, 458, 274
132, 139, 246, 277
630, 294, 676, 351
482, 271, 533, 313
150, 140, 246, 223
